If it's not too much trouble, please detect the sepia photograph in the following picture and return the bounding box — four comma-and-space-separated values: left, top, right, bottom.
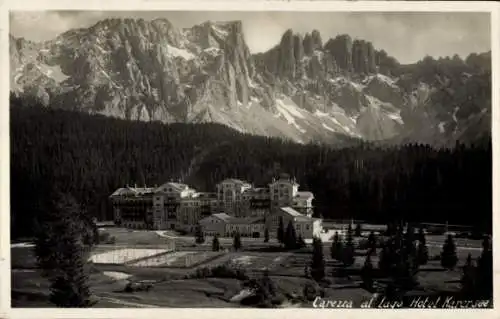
7, 4, 494, 312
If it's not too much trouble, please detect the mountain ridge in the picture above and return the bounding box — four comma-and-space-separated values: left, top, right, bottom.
9, 17, 491, 147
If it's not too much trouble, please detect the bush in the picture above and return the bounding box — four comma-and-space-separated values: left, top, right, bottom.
441, 234, 458, 270
303, 281, 323, 301
189, 262, 248, 280
98, 232, 111, 244
124, 282, 153, 293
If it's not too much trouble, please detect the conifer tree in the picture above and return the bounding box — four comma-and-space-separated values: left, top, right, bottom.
476, 236, 493, 299
212, 234, 221, 251
330, 231, 341, 259
342, 225, 355, 267
417, 226, 426, 243
284, 220, 298, 250
195, 224, 205, 244
461, 253, 476, 298
367, 231, 377, 252
264, 227, 270, 243
378, 243, 392, 275
297, 235, 306, 248
361, 254, 374, 290
233, 231, 242, 251
310, 237, 325, 281
441, 234, 458, 270
277, 217, 285, 246
416, 231, 429, 266
33, 190, 95, 307
334, 233, 344, 261
355, 223, 362, 237
347, 223, 354, 239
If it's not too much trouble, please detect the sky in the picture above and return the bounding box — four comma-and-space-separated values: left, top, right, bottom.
9, 11, 491, 64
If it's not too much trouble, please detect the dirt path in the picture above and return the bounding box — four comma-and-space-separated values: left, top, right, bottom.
97, 295, 160, 308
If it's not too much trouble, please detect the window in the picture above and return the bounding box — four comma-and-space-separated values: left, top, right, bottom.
306, 224, 310, 230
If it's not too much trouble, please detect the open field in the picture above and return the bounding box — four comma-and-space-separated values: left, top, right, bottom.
90, 248, 172, 265
11, 225, 489, 308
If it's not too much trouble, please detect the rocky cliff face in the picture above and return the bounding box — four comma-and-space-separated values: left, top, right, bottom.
10, 18, 491, 146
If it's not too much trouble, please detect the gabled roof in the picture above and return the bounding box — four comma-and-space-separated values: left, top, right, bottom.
219, 178, 251, 186
280, 206, 304, 217
228, 217, 265, 225
269, 177, 299, 187
110, 187, 155, 197
211, 213, 233, 222
156, 182, 191, 193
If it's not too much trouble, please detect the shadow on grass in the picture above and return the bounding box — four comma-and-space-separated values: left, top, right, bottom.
419, 267, 448, 272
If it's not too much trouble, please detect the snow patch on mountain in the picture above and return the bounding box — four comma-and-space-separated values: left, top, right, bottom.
322, 123, 336, 132
167, 44, 195, 60
314, 110, 329, 117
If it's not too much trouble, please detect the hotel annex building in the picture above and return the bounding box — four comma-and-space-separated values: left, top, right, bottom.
109, 174, 322, 239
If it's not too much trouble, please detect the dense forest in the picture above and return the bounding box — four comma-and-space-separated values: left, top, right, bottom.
10, 96, 492, 239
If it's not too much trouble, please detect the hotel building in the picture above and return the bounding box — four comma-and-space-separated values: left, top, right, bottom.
109, 174, 321, 238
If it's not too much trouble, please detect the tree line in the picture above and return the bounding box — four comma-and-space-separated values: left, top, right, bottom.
10, 95, 492, 239
306, 223, 493, 303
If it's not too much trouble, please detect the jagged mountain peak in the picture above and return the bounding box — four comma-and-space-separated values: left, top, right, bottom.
10, 18, 491, 147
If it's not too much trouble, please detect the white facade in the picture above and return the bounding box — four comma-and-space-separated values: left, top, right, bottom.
269, 175, 300, 208
216, 179, 252, 216
267, 206, 323, 239
111, 175, 319, 233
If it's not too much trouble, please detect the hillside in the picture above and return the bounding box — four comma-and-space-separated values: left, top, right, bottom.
10, 96, 492, 238
10, 18, 491, 146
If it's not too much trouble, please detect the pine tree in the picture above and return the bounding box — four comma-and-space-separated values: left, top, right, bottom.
297, 235, 306, 248
342, 226, 355, 267
404, 224, 415, 248
361, 254, 374, 290
264, 227, 270, 243
334, 232, 344, 261
385, 222, 396, 236
310, 237, 325, 281
330, 231, 340, 259
476, 236, 493, 299
277, 217, 285, 246
355, 223, 362, 237
33, 190, 95, 307
417, 226, 426, 243
441, 234, 458, 270
212, 234, 221, 251
195, 224, 205, 244
461, 253, 476, 298
347, 223, 354, 239
49, 232, 94, 307
284, 220, 298, 250
367, 231, 377, 252
233, 231, 242, 251
378, 244, 392, 275
416, 232, 429, 266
